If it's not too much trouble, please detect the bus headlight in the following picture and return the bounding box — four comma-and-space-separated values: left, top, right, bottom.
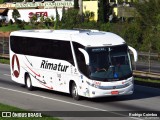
86, 81, 100, 88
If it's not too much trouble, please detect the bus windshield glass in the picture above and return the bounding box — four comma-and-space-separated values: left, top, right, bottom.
86, 44, 132, 81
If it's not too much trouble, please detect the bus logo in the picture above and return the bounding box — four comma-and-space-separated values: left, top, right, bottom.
12, 54, 20, 78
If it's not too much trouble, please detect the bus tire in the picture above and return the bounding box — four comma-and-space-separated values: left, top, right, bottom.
25, 74, 33, 91
71, 82, 80, 100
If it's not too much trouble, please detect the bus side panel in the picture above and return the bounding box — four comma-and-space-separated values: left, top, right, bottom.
18, 55, 77, 93
10, 52, 22, 84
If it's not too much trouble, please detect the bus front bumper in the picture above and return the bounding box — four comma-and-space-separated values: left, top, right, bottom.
83, 83, 134, 98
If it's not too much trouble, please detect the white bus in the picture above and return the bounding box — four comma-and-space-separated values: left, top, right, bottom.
9, 29, 137, 100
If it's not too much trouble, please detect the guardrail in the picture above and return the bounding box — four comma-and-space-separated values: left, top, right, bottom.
0, 54, 9, 59
138, 52, 160, 58
0, 54, 160, 79
133, 70, 160, 79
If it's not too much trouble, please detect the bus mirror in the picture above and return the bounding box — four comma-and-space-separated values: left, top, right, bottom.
128, 46, 138, 62
78, 48, 89, 65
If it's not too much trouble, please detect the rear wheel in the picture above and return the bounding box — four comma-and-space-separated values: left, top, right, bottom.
25, 75, 33, 91
71, 82, 80, 100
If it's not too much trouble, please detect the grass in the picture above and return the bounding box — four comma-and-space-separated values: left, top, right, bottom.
0, 24, 50, 32
0, 103, 60, 120
135, 77, 160, 84
0, 24, 20, 32
0, 58, 10, 64
0, 103, 24, 111
0, 24, 33, 32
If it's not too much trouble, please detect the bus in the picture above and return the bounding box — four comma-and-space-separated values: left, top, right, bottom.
9, 29, 137, 100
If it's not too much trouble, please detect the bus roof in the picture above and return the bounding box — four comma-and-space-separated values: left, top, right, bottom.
10, 29, 126, 47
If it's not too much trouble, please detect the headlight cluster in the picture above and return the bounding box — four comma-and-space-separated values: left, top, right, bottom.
86, 78, 133, 90
86, 81, 100, 88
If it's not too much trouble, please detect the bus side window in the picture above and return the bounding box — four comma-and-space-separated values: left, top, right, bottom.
50, 40, 74, 66
10, 36, 74, 66
73, 42, 89, 77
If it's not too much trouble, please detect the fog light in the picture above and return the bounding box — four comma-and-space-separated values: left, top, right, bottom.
92, 91, 95, 94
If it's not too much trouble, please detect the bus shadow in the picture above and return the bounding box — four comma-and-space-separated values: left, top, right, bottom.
1, 78, 159, 103
31, 84, 160, 103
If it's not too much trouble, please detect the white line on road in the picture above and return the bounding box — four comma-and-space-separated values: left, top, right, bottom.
0, 86, 143, 120
0, 63, 10, 66
3, 74, 11, 77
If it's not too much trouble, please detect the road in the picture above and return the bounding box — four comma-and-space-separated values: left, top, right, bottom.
0, 63, 160, 120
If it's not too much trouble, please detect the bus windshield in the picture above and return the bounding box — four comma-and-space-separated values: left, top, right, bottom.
86, 44, 132, 81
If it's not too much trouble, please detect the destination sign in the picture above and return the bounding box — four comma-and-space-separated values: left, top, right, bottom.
0, 1, 74, 9
92, 48, 107, 52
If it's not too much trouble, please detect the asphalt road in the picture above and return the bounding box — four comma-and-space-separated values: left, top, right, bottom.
0, 63, 160, 120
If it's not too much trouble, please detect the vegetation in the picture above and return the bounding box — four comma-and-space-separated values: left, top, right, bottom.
0, 24, 32, 32
0, 0, 160, 118
98, 0, 107, 23
135, 78, 160, 84
0, 58, 9, 64
0, 103, 60, 120
135, 0, 160, 52
0, 0, 160, 53
12, 9, 21, 23
74, 0, 79, 9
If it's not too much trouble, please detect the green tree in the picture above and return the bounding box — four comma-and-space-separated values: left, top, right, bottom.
123, 22, 142, 50
134, 0, 160, 52
45, 17, 51, 28
39, 16, 45, 28
12, 9, 20, 23
61, 7, 66, 23
0, 0, 4, 4
60, 9, 81, 29
74, 0, 79, 9
29, 13, 38, 29
98, 0, 111, 23
54, 7, 60, 29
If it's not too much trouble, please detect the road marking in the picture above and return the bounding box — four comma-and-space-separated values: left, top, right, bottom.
3, 74, 11, 77
0, 86, 143, 120
0, 63, 10, 66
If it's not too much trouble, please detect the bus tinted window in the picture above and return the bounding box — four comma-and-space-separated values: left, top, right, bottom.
73, 42, 88, 77
10, 36, 74, 65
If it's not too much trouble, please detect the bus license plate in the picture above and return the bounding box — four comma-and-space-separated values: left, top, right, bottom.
111, 91, 119, 95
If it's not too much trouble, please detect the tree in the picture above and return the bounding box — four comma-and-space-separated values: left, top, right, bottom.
98, 0, 110, 23
45, 17, 51, 28
74, 0, 79, 9
12, 9, 20, 23
60, 9, 81, 29
29, 13, 38, 29
134, 0, 160, 52
54, 7, 60, 29
84, 11, 95, 22
0, 0, 4, 4
61, 7, 66, 23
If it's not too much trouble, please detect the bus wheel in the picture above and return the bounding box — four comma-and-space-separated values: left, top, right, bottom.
25, 75, 33, 91
71, 82, 80, 100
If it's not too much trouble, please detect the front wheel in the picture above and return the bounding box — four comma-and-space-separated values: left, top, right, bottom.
71, 82, 80, 100
25, 74, 33, 91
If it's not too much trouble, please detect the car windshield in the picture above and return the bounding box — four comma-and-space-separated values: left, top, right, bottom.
86, 44, 132, 81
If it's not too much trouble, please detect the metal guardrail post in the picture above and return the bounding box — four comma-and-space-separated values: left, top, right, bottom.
149, 50, 151, 73
133, 70, 160, 79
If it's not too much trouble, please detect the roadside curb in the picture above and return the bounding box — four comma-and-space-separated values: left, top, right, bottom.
135, 80, 160, 89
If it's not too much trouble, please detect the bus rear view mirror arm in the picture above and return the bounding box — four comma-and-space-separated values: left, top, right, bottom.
78, 48, 89, 65
128, 46, 138, 62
